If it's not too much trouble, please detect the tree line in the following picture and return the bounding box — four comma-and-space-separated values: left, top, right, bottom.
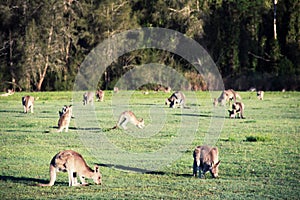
0, 0, 299, 91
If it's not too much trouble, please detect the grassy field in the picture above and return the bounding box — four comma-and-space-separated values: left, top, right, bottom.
0, 91, 299, 199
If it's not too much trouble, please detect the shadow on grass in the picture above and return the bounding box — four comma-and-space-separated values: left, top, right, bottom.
6, 129, 44, 133
0, 110, 24, 114
0, 175, 65, 186
96, 163, 192, 178
174, 113, 225, 119
50, 126, 101, 131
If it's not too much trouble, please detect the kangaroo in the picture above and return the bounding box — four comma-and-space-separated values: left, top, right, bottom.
22, 96, 35, 113
113, 87, 119, 93
83, 92, 94, 105
0, 89, 14, 96
155, 85, 171, 93
165, 91, 188, 108
257, 91, 264, 100
228, 102, 245, 119
96, 90, 105, 102
214, 89, 241, 106
38, 150, 102, 187
57, 105, 72, 132
193, 145, 220, 178
111, 111, 145, 130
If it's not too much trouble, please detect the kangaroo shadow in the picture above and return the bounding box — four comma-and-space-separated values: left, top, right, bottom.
51, 126, 100, 130
0, 175, 65, 186
174, 113, 226, 119
0, 110, 25, 114
96, 163, 192, 178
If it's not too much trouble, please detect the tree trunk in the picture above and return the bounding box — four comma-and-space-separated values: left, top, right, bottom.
36, 23, 53, 91
273, 0, 278, 40
9, 29, 16, 91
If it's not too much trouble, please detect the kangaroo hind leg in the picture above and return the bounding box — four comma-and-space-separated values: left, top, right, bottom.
119, 116, 129, 130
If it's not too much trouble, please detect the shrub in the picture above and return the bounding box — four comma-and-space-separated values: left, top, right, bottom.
245, 135, 271, 142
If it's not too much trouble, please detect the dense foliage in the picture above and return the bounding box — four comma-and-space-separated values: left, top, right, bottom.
0, 0, 299, 91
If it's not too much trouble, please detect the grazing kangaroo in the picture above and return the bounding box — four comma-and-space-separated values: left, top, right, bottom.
83, 92, 94, 105
228, 102, 245, 119
111, 111, 145, 130
193, 145, 220, 178
165, 91, 188, 108
96, 90, 105, 102
257, 91, 264, 100
214, 89, 241, 106
57, 105, 72, 132
38, 150, 102, 187
22, 96, 35, 113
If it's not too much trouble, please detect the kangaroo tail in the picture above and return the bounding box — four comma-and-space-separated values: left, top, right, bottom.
183, 105, 191, 109
38, 165, 56, 186
105, 125, 118, 131
56, 127, 63, 133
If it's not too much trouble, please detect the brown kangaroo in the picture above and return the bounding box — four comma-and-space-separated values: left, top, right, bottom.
22, 96, 35, 113
57, 105, 72, 132
228, 102, 245, 119
214, 89, 241, 106
38, 150, 102, 186
111, 111, 145, 130
193, 145, 220, 178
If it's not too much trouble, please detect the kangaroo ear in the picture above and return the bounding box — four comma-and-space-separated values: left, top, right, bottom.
215, 160, 220, 166
69, 105, 72, 107
94, 165, 100, 173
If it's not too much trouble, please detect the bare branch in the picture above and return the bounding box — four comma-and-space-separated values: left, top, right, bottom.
248, 51, 271, 62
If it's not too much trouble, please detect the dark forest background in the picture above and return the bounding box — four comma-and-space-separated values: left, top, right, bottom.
0, 0, 299, 91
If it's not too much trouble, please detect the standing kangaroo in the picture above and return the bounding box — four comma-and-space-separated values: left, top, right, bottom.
57, 105, 72, 132
193, 145, 220, 178
96, 90, 105, 102
22, 96, 35, 113
38, 150, 102, 186
257, 91, 264, 100
83, 92, 94, 105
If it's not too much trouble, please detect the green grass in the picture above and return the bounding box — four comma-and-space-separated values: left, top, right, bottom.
0, 91, 299, 199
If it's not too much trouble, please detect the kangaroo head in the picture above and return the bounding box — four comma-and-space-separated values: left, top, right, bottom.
59, 105, 68, 117
165, 98, 171, 106
169, 98, 179, 108
92, 165, 102, 185
137, 118, 145, 129
64, 105, 72, 115
228, 110, 235, 118
210, 160, 220, 178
